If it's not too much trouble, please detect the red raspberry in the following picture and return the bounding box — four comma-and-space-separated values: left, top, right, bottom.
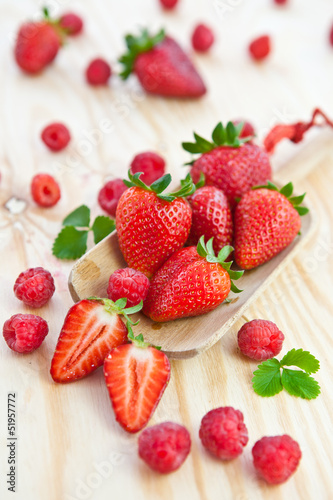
252, 435, 302, 484
139, 422, 191, 473
14, 267, 55, 308
86, 58, 112, 86
41, 123, 71, 151
130, 152, 166, 186
107, 268, 150, 308
199, 407, 249, 460
191, 24, 215, 52
237, 319, 284, 361
159, 0, 179, 9
59, 12, 84, 36
3, 314, 49, 353
233, 119, 255, 139
249, 35, 271, 61
98, 179, 127, 217
31, 173, 61, 208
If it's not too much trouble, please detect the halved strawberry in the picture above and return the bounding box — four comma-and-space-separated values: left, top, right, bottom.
50, 298, 142, 383
104, 327, 170, 433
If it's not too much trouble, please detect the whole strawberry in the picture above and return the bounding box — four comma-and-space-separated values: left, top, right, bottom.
187, 185, 233, 254
234, 181, 309, 270
183, 122, 272, 208
116, 171, 195, 278
119, 29, 206, 98
143, 236, 243, 322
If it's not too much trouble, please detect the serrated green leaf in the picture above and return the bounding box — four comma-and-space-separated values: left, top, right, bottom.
91, 216, 115, 244
280, 348, 320, 374
281, 369, 320, 399
280, 182, 294, 198
52, 227, 88, 260
63, 205, 90, 228
252, 358, 283, 397
212, 122, 225, 145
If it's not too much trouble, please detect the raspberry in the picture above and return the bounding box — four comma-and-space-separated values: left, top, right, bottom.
98, 179, 127, 217
249, 35, 271, 61
3, 314, 49, 353
59, 12, 84, 35
191, 24, 215, 52
86, 58, 112, 86
138, 422, 191, 473
252, 435, 302, 484
233, 119, 255, 139
237, 319, 284, 361
199, 407, 249, 460
107, 268, 150, 308
14, 267, 55, 308
130, 152, 166, 186
41, 123, 71, 152
31, 173, 61, 208
159, 0, 178, 9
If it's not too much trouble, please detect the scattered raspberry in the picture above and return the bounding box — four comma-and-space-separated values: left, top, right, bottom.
59, 12, 84, 35
3, 314, 49, 353
139, 422, 191, 473
249, 35, 271, 61
98, 179, 127, 217
86, 58, 112, 86
191, 24, 215, 52
233, 119, 255, 139
41, 123, 71, 152
130, 152, 166, 186
14, 267, 55, 308
238, 319, 284, 361
330, 24, 333, 47
199, 407, 249, 460
107, 267, 150, 308
252, 435, 302, 484
274, 0, 288, 4
31, 173, 61, 208
159, 0, 179, 9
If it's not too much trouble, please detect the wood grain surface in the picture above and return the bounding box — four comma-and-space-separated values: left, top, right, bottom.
1, 1, 333, 500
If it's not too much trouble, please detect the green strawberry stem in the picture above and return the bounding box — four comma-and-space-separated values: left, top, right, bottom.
182, 121, 252, 156
252, 181, 309, 216
88, 297, 143, 325
119, 29, 165, 79
123, 170, 196, 202
127, 322, 161, 350
196, 236, 244, 293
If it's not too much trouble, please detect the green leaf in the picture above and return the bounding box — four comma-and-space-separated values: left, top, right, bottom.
280, 182, 294, 198
91, 216, 115, 244
281, 369, 321, 400
212, 122, 225, 145
252, 358, 283, 397
193, 133, 214, 152
195, 172, 205, 189
52, 227, 88, 260
150, 174, 172, 193
295, 206, 309, 216
228, 269, 244, 280
280, 348, 320, 374
122, 300, 144, 315
63, 205, 90, 228
115, 298, 127, 309
196, 236, 207, 257
217, 245, 234, 263
226, 121, 237, 143
289, 193, 306, 206
181, 142, 203, 154
230, 281, 243, 293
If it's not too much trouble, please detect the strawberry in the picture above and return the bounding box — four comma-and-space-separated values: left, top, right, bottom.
50, 298, 142, 383
234, 181, 309, 270
104, 325, 170, 433
116, 171, 195, 278
183, 122, 272, 208
143, 237, 243, 322
187, 185, 233, 254
119, 29, 206, 98
14, 8, 66, 74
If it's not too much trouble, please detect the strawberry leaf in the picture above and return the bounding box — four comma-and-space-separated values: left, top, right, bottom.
52, 227, 88, 259
252, 358, 283, 397
211, 122, 226, 145
279, 182, 293, 198
281, 369, 320, 399
150, 174, 172, 193
280, 348, 320, 373
91, 216, 115, 244
63, 205, 90, 227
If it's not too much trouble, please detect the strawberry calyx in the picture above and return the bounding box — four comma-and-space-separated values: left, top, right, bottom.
124, 170, 196, 202
182, 121, 252, 156
87, 296, 143, 325
196, 236, 244, 293
252, 181, 309, 216
42, 6, 68, 44
119, 28, 166, 79
127, 322, 161, 350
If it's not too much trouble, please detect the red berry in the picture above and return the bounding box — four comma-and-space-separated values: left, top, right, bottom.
14, 267, 55, 308
86, 58, 111, 86
159, 0, 178, 9
3, 314, 48, 353
330, 24, 333, 46
31, 173, 61, 208
233, 119, 255, 139
107, 268, 150, 308
192, 24, 215, 52
41, 123, 71, 152
252, 435, 302, 484
238, 319, 284, 361
274, 0, 288, 4
59, 12, 83, 35
98, 179, 127, 217
139, 422, 191, 473
199, 407, 249, 460
249, 35, 271, 61
130, 152, 166, 186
